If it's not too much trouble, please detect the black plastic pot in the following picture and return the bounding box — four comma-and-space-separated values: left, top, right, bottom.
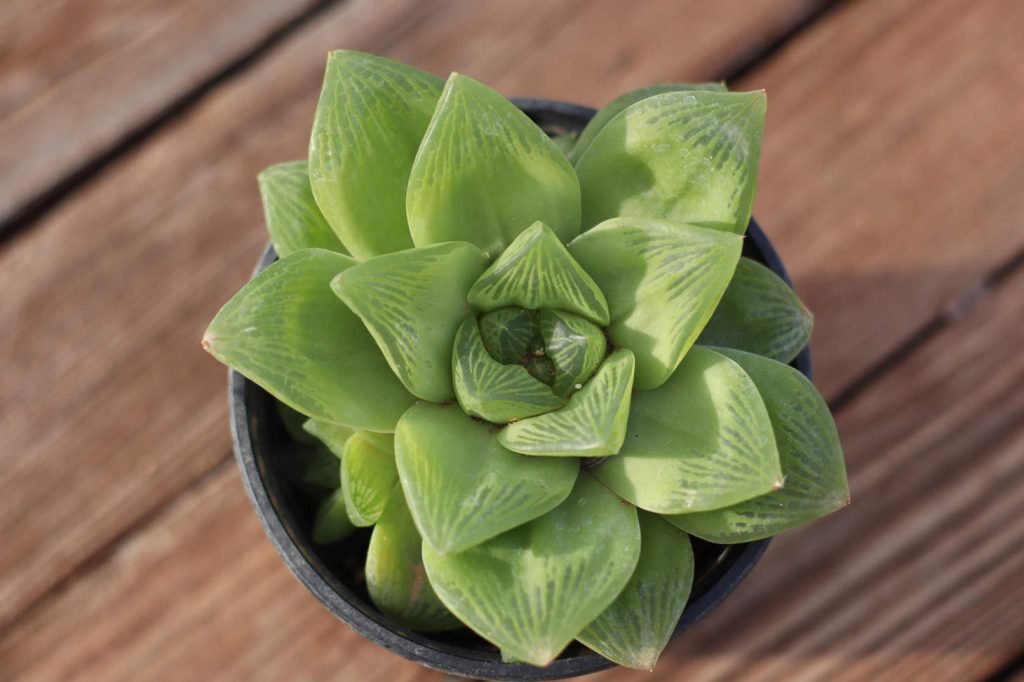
230, 99, 811, 681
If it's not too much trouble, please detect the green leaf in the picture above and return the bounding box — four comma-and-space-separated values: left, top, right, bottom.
569, 83, 727, 164
697, 257, 813, 364
407, 74, 581, 256
666, 349, 848, 542
422, 473, 640, 666
357, 430, 395, 455
577, 512, 694, 670
576, 89, 765, 234
499, 349, 635, 457
479, 307, 537, 364
366, 487, 461, 632
467, 222, 609, 325
276, 400, 319, 445
394, 402, 578, 553
593, 346, 781, 513
308, 51, 442, 259
302, 418, 353, 457
342, 434, 399, 527
569, 218, 741, 390
258, 161, 348, 258
452, 318, 566, 423
203, 249, 415, 432
312, 488, 356, 544
332, 242, 488, 403
539, 310, 607, 396
274, 442, 341, 494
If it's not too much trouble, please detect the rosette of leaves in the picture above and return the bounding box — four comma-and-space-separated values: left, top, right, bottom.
203, 51, 849, 670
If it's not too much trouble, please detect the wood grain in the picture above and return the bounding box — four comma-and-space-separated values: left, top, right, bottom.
0, 0, 321, 223
0, 0, 827, 636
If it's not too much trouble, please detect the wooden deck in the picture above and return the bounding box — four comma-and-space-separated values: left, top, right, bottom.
2, 0, 1022, 679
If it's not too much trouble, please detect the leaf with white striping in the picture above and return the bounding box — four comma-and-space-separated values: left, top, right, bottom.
341, 434, 398, 527
698, 257, 813, 363
312, 488, 355, 545
569, 217, 741, 390
666, 348, 848, 542
467, 222, 609, 324
258, 160, 347, 257
202, 249, 415, 432
569, 82, 727, 164
499, 349, 635, 457
539, 309, 607, 396
366, 487, 461, 632
332, 241, 487, 403
394, 403, 578, 554
578, 511, 694, 670
302, 418, 353, 457
575, 89, 765, 234
423, 474, 640, 666
407, 74, 581, 256
478, 307, 538, 364
308, 51, 442, 259
452, 318, 566, 424
594, 346, 781, 513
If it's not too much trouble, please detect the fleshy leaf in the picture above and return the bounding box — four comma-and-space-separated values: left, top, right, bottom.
203, 249, 415, 432
332, 242, 488, 402
308, 51, 442, 259
395, 402, 578, 553
575, 90, 765, 234
499, 349, 635, 457
479, 308, 537, 364
569, 82, 727, 164
467, 222, 609, 325
697, 257, 813, 364
569, 218, 741, 390
302, 418, 353, 457
422, 474, 640, 666
593, 346, 781, 513
407, 74, 581, 256
357, 430, 395, 455
342, 434, 398, 527
366, 487, 461, 631
452, 318, 566, 423
312, 488, 355, 544
539, 310, 607, 396
277, 400, 319, 445
666, 349, 848, 542
274, 442, 341, 494
577, 512, 694, 670
258, 161, 347, 257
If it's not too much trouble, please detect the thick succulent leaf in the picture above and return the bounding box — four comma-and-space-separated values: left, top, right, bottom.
452, 318, 566, 423
539, 310, 607, 396
258, 161, 347, 257
467, 222, 609, 325
395, 402, 578, 553
274, 442, 341, 494
423, 474, 640, 665
342, 434, 399, 527
569, 82, 727, 164
569, 218, 741, 390
577, 512, 694, 670
499, 349, 635, 457
302, 418, 353, 457
308, 51, 442, 259
595, 347, 781, 512
666, 348, 849, 542
407, 74, 581, 256
594, 346, 781, 513
575, 90, 765, 234
479, 307, 537, 364
697, 257, 813, 364
366, 487, 461, 632
312, 488, 355, 544
277, 400, 319, 445
357, 430, 395, 455
203, 249, 415, 431
332, 242, 488, 403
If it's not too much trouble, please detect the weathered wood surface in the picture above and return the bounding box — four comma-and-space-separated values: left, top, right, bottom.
0, 0, 321, 225
1, 0, 1023, 679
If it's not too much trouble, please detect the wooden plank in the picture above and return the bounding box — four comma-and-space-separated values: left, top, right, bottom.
0, 0, 828, 635
0, 0, 321, 224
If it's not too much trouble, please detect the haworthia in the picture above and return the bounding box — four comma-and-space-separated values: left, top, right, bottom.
258, 160, 348, 257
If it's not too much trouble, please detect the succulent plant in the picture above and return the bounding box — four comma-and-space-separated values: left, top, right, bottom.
203, 51, 849, 670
